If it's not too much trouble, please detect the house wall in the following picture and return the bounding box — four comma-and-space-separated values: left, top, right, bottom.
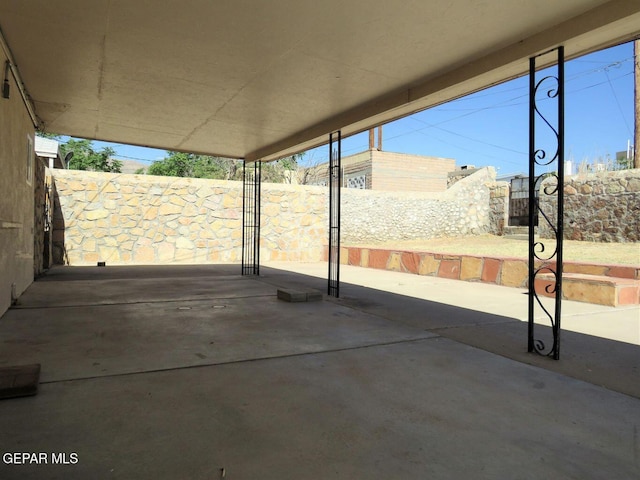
0, 48, 36, 317
341, 151, 372, 190
371, 150, 455, 192
303, 150, 455, 192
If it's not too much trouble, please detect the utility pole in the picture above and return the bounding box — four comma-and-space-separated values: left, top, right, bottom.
368, 126, 383, 151
635, 38, 639, 168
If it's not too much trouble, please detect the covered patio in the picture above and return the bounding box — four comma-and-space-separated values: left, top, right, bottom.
0, 263, 638, 478
1, 2, 640, 477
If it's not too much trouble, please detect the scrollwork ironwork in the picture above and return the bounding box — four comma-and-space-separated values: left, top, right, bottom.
528, 48, 564, 360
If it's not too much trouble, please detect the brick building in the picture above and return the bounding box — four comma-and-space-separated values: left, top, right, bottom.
303, 149, 456, 193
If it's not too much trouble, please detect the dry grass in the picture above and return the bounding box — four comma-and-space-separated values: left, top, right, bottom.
345, 235, 640, 265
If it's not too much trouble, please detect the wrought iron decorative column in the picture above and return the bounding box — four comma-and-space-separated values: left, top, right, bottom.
528, 47, 564, 360
242, 160, 261, 275
328, 131, 342, 297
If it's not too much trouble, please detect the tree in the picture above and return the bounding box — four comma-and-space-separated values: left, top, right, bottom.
147, 151, 304, 183
261, 154, 304, 183
296, 151, 328, 185
147, 152, 242, 179
60, 138, 123, 173
36, 131, 61, 140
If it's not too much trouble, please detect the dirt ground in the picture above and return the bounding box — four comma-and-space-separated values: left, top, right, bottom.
345, 235, 640, 265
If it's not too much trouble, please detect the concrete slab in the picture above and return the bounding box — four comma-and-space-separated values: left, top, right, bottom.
1, 340, 639, 479
265, 261, 640, 345
261, 262, 640, 398
15, 267, 267, 309
0, 264, 639, 479
0, 275, 434, 383
0, 364, 40, 399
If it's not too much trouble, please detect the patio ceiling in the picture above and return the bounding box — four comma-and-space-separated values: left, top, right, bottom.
1, 1, 639, 161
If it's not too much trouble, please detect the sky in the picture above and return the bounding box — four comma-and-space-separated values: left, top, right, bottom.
91, 41, 636, 177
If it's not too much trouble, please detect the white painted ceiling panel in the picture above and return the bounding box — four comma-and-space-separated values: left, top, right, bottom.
0, 0, 638, 161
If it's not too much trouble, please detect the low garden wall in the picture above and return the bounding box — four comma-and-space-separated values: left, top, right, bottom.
51, 170, 326, 265
50, 167, 507, 266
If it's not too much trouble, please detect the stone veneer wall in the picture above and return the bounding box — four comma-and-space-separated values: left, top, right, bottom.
33, 159, 47, 277
51, 167, 505, 266
539, 169, 640, 242
487, 181, 509, 236
51, 170, 327, 265
342, 167, 503, 243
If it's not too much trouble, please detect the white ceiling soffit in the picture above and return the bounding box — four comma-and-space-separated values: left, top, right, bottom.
0, 1, 639, 162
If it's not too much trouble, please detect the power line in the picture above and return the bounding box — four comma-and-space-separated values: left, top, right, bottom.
604, 69, 634, 137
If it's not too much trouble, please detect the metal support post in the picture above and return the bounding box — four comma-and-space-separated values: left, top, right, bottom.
528, 47, 564, 359
242, 160, 261, 275
328, 131, 342, 297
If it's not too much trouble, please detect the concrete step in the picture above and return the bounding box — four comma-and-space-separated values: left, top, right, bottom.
504, 226, 529, 236
503, 226, 537, 241
334, 245, 639, 307
535, 273, 640, 307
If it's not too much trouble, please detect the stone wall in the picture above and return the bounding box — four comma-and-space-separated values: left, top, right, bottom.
447, 167, 482, 187
51, 170, 326, 265
342, 167, 501, 243
51, 167, 504, 266
539, 169, 640, 242
488, 181, 509, 236
33, 158, 48, 277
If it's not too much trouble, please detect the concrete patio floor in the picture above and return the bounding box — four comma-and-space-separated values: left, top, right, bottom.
0, 263, 639, 479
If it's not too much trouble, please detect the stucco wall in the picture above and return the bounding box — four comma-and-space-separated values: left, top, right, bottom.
0, 48, 36, 317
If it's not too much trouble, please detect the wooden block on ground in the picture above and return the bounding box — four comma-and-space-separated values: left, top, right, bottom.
0, 364, 41, 400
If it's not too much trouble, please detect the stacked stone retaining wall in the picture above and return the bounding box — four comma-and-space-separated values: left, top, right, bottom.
539, 169, 640, 242
342, 167, 505, 243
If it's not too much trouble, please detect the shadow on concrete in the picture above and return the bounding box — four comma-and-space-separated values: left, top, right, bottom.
0, 264, 639, 479
4, 263, 639, 398
257, 265, 640, 400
